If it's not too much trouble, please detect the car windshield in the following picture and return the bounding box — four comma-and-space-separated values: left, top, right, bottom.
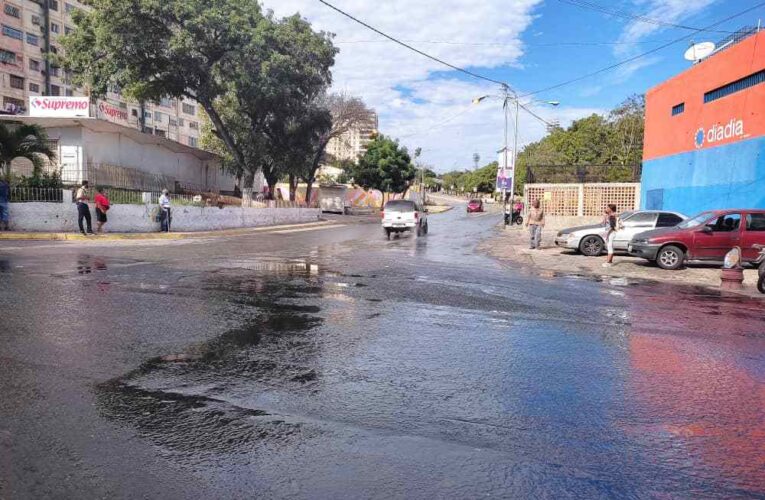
469, 199, 480, 204
384, 200, 416, 212
677, 211, 714, 229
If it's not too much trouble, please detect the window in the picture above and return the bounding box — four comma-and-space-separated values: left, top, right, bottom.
182, 103, 195, 115
159, 97, 172, 107
178, 117, 184, 127
49, 0, 58, 11
657, 213, 684, 228
50, 23, 59, 34
144, 110, 151, 119
705, 213, 741, 232
169, 118, 177, 127
0, 49, 16, 64
50, 66, 60, 77
671, 103, 684, 116
65, 88, 73, 96
622, 212, 656, 227
9, 74, 23, 89
4, 4, 21, 18
131, 109, 138, 117
29, 59, 40, 71
31, 15, 41, 26
154, 129, 166, 138
29, 82, 39, 93
65, 2, 76, 14
746, 214, 765, 232
154, 111, 165, 122
118, 101, 127, 109
64, 26, 73, 35
188, 121, 198, 130
26, 32, 38, 46
3, 96, 24, 111
50, 84, 60, 96
188, 137, 198, 148
3, 25, 23, 40
704, 70, 765, 103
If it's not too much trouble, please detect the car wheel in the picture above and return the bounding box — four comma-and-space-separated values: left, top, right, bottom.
515, 216, 523, 226
657, 245, 684, 270
385, 229, 391, 240
579, 235, 604, 257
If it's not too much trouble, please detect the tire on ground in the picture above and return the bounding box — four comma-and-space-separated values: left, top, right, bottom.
579, 235, 604, 257
656, 245, 685, 270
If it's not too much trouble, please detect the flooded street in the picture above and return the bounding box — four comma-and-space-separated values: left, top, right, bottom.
1, 209, 764, 498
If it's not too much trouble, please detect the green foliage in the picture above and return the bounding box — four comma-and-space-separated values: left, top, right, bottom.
0, 123, 57, 181
348, 135, 416, 193
17, 171, 62, 189
515, 94, 645, 193
439, 162, 498, 193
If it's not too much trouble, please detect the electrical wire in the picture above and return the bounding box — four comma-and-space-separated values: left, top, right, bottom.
558, 0, 735, 34
521, 1, 765, 98
334, 38, 677, 47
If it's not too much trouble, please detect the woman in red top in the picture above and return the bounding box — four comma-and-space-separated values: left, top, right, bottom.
94, 187, 110, 233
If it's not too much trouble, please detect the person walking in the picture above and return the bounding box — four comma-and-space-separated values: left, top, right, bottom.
602, 204, 620, 267
525, 199, 545, 249
159, 189, 171, 232
75, 180, 94, 235
94, 187, 110, 233
0, 178, 9, 231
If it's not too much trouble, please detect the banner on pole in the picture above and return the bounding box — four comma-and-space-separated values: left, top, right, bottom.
496, 148, 514, 192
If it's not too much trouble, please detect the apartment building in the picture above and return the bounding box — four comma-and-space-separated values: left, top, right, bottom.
325, 110, 379, 163
0, 0, 201, 148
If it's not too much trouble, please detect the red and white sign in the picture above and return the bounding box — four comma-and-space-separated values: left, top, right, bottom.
97, 101, 128, 122
29, 96, 90, 118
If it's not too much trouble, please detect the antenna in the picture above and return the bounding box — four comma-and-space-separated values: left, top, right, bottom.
684, 41, 716, 62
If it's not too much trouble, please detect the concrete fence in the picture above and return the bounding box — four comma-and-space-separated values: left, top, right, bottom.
524, 183, 641, 217
6, 189, 320, 233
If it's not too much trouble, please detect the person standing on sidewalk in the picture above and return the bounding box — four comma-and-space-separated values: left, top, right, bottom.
75, 180, 94, 235
602, 204, 620, 268
525, 199, 545, 249
158, 189, 171, 232
94, 187, 110, 233
0, 178, 9, 231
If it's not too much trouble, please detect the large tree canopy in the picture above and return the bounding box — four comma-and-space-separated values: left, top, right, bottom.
348, 135, 416, 195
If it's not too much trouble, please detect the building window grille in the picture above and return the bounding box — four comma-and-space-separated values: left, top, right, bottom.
704, 70, 765, 103
0, 49, 17, 65
64, 26, 73, 35
29, 82, 40, 93
671, 103, 684, 116
182, 103, 195, 115
31, 15, 41, 25
50, 23, 60, 34
49, 0, 58, 11
4, 4, 21, 18
188, 121, 198, 130
29, 58, 40, 71
26, 32, 38, 46
50, 84, 61, 96
9, 74, 24, 89
2, 25, 23, 40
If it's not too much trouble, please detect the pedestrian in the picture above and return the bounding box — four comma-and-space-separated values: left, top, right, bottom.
512, 196, 525, 223
525, 199, 545, 249
75, 180, 94, 235
94, 187, 110, 233
602, 204, 620, 267
0, 177, 9, 231
159, 189, 171, 232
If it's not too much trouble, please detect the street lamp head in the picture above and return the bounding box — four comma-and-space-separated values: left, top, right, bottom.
472, 95, 490, 105
547, 101, 560, 106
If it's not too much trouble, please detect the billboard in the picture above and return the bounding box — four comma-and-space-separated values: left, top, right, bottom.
29, 96, 90, 118
97, 100, 129, 122
496, 149, 514, 192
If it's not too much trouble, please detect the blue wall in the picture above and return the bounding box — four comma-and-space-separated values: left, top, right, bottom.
641, 135, 765, 216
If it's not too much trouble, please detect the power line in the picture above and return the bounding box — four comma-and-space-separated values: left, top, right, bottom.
522, 2, 765, 98
316, 0, 510, 89
334, 38, 677, 47
558, 0, 735, 34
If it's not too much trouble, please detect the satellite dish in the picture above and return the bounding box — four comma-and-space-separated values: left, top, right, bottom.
684, 42, 716, 62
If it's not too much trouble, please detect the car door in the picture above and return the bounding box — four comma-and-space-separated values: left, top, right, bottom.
693, 213, 742, 260
740, 213, 765, 262
614, 212, 657, 250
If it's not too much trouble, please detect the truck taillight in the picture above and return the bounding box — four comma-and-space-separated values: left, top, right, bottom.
380, 211, 384, 218
415, 212, 419, 220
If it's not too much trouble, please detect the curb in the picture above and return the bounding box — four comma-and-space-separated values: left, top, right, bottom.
0, 220, 336, 242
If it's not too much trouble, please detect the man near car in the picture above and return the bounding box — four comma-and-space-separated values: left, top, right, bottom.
75, 180, 94, 235
525, 199, 545, 249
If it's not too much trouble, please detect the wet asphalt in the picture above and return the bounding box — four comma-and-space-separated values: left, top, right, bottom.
0, 207, 764, 499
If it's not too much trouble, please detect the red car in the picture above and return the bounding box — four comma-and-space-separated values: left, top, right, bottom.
628, 209, 765, 270
467, 199, 484, 213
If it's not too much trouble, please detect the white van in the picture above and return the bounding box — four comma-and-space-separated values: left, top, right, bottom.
381, 200, 428, 240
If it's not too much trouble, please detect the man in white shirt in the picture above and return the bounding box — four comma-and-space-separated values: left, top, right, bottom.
75, 180, 94, 235
159, 189, 171, 232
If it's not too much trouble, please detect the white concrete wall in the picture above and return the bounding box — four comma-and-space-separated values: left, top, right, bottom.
7, 202, 320, 233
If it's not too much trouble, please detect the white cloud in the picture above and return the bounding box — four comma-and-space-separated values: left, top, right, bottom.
263, 0, 603, 170
618, 0, 720, 49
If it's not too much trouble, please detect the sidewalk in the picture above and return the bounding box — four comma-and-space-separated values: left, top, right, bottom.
0, 220, 339, 241
479, 224, 764, 297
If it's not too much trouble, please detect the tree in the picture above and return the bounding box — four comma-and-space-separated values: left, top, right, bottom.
303, 93, 374, 205
0, 124, 57, 181
347, 135, 416, 201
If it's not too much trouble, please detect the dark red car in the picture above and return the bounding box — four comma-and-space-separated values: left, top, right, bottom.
628, 209, 765, 270
467, 199, 484, 213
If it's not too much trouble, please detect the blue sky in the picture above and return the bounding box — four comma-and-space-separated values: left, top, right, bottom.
265, 0, 765, 171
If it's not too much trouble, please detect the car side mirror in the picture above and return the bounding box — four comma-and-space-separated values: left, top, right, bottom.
700, 226, 713, 234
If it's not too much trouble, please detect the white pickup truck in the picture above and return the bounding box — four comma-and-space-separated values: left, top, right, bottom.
381, 200, 428, 240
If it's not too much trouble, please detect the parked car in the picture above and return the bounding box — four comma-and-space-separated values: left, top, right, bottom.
467, 199, 484, 213
555, 210, 687, 256
629, 209, 765, 270
381, 199, 428, 240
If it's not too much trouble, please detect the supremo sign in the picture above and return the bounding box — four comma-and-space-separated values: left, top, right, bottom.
29, 96, 90, 118
695, 118, 745, 149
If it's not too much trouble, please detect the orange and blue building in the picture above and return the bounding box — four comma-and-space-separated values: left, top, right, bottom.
642, 28, 765, 215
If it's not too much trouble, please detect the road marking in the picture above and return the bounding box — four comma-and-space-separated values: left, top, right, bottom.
270, 224, 348, 234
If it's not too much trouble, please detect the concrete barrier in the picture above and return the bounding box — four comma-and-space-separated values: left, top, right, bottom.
6, 202, 321, 233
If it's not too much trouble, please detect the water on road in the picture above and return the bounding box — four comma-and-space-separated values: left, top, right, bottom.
1, 208, 763, 498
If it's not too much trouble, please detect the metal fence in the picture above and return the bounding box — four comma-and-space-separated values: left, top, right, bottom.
525, 165, 641, 184
9, 187, 65, 203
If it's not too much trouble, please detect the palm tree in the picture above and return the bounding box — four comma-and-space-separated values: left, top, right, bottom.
0, 123, 57, 181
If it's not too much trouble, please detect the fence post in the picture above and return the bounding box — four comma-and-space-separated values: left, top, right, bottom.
634, 183, 641, 210
142, 192, 152, 205
577, 184, 584, 217
61, 188, 73, 204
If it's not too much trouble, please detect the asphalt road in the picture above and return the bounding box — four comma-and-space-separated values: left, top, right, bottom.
1, 207, 764, 499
